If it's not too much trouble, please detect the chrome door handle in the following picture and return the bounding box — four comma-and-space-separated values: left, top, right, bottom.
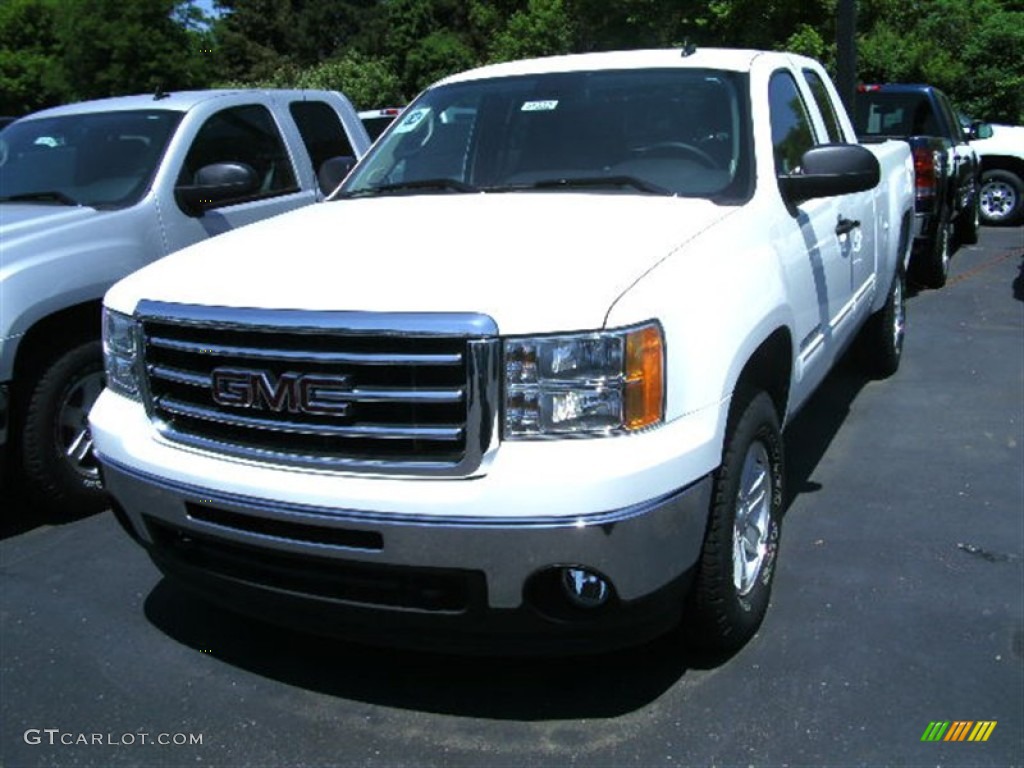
836, 217, 860, 236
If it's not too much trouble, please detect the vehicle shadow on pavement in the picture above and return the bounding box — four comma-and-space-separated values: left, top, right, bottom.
783, 351, 872, 511
143, 576, 692, 719
0, 476, 99, 540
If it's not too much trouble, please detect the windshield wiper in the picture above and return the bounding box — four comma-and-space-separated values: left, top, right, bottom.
0, 191, 80, 206
341, 178, 479, 198
526, 175, 673, 196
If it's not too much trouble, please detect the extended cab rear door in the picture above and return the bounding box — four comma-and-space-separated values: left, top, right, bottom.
799, 66, 878, 311
769, 68, 853, 388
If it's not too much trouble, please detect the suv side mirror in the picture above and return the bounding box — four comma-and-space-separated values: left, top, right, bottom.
317, 155, 357, 196
175, 161, 259, 217
778, 144, 881, 205
970, 121, 994, 140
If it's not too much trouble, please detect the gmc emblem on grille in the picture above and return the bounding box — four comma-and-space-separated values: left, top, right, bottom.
211, 368, 352, 416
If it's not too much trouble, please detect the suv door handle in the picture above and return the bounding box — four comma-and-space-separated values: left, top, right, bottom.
836, 217, 860, 236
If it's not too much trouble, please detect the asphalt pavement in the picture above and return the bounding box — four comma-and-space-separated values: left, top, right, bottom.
2, 225, 1022, 768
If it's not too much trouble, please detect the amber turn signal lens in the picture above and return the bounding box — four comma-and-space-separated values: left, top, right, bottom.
624, 324, 664, 430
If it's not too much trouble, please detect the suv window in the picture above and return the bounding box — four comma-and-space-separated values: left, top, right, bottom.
289, 100, 355, 174
802, 69, 843, 143
178, 105, 297, 208
0, 110, 181, 209
769, 70, 815, 174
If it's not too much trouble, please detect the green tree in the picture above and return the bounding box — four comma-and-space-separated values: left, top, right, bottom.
212, 0, 367, 83
570, 0, 693, 51
489, 0, 576, 62
213, 0, 296, 82
58, 0, 210, 99
859, 0, 1024, 122
294, 53, 404, 109
403, 30, 476, 94
0, 0, 68, 114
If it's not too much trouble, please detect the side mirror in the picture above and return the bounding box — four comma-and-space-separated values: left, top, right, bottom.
778, 144, 881, 205
970, 121, 994, 140
317, 155, 357, 196
175, 161, 259, 217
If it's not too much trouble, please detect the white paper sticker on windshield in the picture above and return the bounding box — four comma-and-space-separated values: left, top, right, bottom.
393, 107, 430, 133
521, 100, 559, 112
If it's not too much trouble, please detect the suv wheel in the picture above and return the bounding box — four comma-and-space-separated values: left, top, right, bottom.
685, 391, 784, 654
979, 169, 1023, 226
22, 341, 108, 516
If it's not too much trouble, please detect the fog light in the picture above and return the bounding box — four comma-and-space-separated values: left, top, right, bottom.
561, 567, 610, 608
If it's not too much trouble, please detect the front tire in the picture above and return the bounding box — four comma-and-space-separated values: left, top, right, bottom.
21, 341, 107, 517
685, 391, 784, 654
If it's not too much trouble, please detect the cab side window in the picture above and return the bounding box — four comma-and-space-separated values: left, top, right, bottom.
289, 101, 355, 175
802, 69, 843, 143
178, 105, 297, 209
769, 71, 815, 175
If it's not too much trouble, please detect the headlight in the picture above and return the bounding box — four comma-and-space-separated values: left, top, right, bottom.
102, 308, 140, 399
503, 322, 664, 438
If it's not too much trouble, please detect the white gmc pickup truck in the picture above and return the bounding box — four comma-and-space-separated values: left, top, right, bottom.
91, 49, 914, 654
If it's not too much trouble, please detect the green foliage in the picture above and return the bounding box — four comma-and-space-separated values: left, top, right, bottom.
0, 0, 216, 114
0, 0, 68, 114
859, 0, 1024, 122
784, 24, 833, 68
403, 30, 477, 95
293, 54, 404, 110
1, 0, 1021, 124
58, 0, 207, 100
489, 0, 576, 62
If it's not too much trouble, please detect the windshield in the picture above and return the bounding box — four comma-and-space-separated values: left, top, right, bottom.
341, 68, 752, 200
0, 109, 182, 209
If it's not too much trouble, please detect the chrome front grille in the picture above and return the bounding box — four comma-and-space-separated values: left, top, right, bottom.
136, 301, 499, 476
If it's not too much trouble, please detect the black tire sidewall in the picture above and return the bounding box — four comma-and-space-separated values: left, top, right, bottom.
21, 340, 106, 516
860, 270, 905, 378
929, 214, 951, 288
956, 195, 980, 246
686, 391, 784, 652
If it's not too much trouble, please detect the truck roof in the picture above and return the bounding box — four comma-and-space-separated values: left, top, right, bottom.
20, 90, 335, 120
438, 47, 799, 85
858, 83, 943, 93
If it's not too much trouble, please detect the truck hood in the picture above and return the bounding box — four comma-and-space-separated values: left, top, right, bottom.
0, 204, 102, 264
972, 124, 1024, 157
107, 194, 735, 334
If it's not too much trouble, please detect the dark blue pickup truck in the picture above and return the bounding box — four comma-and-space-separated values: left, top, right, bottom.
854, 84, 991, 288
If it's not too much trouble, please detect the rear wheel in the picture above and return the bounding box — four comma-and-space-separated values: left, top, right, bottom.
955, 196, 980, 246
21, 341, 107, 517
685, 391, 784, 654
918, 214, 951, 289
979, 169, 1023, 226
859, 270, 906, 379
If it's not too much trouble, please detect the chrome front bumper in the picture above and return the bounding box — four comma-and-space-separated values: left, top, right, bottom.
99, 455, 712, 650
